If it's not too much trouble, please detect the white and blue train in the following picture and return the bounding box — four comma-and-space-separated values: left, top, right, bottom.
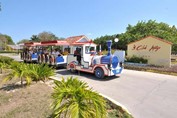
21, 35, 125, 79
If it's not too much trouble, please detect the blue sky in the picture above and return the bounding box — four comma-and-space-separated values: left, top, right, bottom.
0, 0, 177, 43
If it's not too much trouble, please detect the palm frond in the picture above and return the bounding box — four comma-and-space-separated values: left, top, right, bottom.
51, 77, 107, 118
3, 62, 32, 86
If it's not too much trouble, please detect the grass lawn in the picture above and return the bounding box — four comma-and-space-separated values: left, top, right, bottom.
0, 75, 132, 118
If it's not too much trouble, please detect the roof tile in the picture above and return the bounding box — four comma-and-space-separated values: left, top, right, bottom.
65, 35, 85, 44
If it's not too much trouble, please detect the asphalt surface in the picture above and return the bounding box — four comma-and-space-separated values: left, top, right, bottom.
1, 53, 177, 118
54, 69, 177, 118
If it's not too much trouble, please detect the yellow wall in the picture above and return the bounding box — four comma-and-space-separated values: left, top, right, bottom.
127, 37, 171, 67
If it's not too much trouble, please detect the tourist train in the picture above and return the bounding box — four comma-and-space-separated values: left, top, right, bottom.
20, 35, 125, 79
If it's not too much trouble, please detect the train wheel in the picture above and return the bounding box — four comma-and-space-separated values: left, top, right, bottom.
95, 68, 105, 79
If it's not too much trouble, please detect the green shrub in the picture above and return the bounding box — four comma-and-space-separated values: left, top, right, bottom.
51, 76, 107, 118
0, 56, 14, 65
126, 55, 148, 64
0, 50, 20, 53
3, 62, 55, 86
0, 62, 8, 74
29, 64, 55, 82
3, 62, 32, 86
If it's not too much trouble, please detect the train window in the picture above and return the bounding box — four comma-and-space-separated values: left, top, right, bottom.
85, 46, 95, 54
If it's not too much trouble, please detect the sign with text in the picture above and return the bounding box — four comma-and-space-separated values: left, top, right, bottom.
127, 36, 172, 67
132, 44, 161, 52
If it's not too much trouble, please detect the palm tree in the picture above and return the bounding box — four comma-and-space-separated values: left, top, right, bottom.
29, 64, 55, 82
3, 62, 32, 86
0, 35, 7, 50
51, 76, 107, 118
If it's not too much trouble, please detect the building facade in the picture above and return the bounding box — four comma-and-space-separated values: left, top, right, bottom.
127, 36, 172, 67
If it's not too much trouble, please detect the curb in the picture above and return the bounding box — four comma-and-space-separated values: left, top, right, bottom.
49, 76, 131, 115
99, 93, 131, 115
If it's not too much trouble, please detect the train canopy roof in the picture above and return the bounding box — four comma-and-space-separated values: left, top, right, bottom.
40, 40, 69, 46
24, 42, 41, 47
23, 35, 95, 47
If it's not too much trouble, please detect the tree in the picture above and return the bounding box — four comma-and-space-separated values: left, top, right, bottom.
94, 20, 177, 52
119, 20, 177, 51
38, 31, 58, 41
0, 34, 15, 50
57, 37, 65, 40
30, 31, 61, 42
0, 34, 7, 50
51, 76, 107, 118
31, 35, 39, 42
17, 39, 30, 44
4, 35, 14, 44
0, 34, 14, 44
94, 35, 116, 51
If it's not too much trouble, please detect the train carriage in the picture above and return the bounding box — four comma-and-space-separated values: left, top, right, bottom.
22, 40, 70, 67
21, 42, 41, 62
39, 40, 69, 67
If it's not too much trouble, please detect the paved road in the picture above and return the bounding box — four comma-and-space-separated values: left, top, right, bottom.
53, 69, 177, 118
1, 53, 177, 118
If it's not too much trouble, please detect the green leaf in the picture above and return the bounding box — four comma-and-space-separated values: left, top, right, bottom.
51, 76, 107, 118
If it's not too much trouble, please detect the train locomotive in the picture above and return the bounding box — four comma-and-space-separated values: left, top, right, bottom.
67, 40, 124, 79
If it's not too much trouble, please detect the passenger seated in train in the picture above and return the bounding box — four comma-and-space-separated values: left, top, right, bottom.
74, 47, 81, 65
29, 49, 33, 54
51, 49, 60, 57
90, 48, 96, 56
63, 48, 69, 55
58, 50, 63, 57
55, 49, 60, 57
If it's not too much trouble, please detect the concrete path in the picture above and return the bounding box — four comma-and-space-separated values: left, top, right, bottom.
1, 53, 177, 118
0, 53, 23, 62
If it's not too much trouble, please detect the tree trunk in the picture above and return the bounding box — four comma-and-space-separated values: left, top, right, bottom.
44, 77, 47, 83
20, 77, 23, 86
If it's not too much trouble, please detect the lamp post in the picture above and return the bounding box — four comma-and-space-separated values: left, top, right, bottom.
114, 38, 119, 50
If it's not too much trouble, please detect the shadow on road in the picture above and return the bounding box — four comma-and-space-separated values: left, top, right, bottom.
55, 69, 119, 81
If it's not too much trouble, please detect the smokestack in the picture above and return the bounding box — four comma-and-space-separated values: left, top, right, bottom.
107, 40, 112, 56
99, 45, 101, 53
